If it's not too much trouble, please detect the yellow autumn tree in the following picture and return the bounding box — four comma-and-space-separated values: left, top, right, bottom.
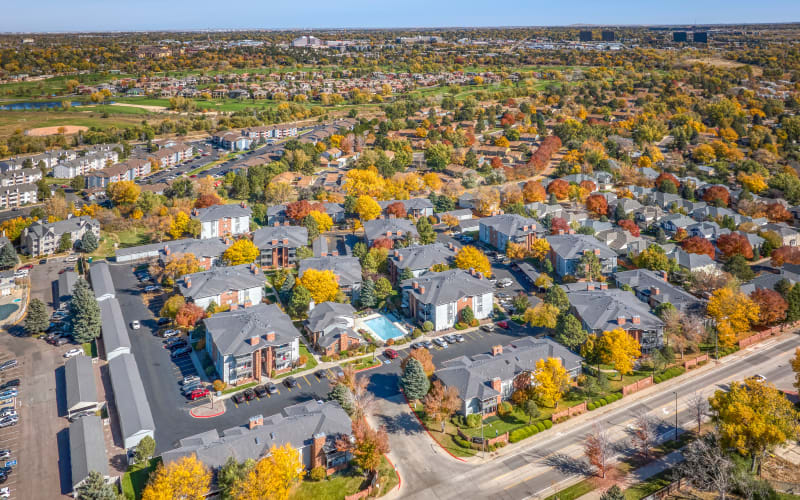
142, 455, 211, 500
505, 242, 528, 260
423, 172, 442, 191
308, 210, 333, 233
168, 211, 191, 239
343, 168, 386, 198
533, 357, 571, 408
598, 328, 641, 379
163, 253, 201, 280
107, 180, 141, 205
223, 238, 259, 265
693, 143, 716, 163
454, 245, 492, 277
494, 136, 510, 148
297, 268, 340, 304
523, 303, 559, 329
354, 195, 381, 221
529, 238, 551, 261
233, 444, 304, 500
737, 172, 768, 193
707, 286, 759, 348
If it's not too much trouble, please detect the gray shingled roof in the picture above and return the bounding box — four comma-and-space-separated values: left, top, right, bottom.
100, 298, 131, 358
25, 215, 98, 238
401, 269, 494, 306
58, 270, 79, 303
191, 203, 251, 222
667, 248, 716, 271
547, 234, 617, 261
253, 225, 308, 249
305, 302, 355, 333
65, 355, 98, 412
435, 337, 582, 403
107, 353, 155, 447
388, 243, 456, 272
299, 256, 362, 288
567, 289, 664, 333
479, 214, 539, 237
614, 269, 705, 313
160, 400, 352, 469
179, 264, 265, 301
114, 237, 229, 261
69, 415, 108, 489
204, 303, 300, 357
363, 218, 419, 243
89, 260, 115, 301
378, 198, 434, 212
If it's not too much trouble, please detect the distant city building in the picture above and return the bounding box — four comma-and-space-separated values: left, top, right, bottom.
673, 31, 688, 42
601, 30, 616, 42
579, 30, 593, 42
292, 35, 323, 47
692, 32, 708, 43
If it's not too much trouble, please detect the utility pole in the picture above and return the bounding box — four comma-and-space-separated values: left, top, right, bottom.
672, 391, 678, 441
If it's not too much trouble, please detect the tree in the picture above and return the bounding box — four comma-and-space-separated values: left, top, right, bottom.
175, 303, 205, 328
416, 216, 436, 244
600, 485, 625, 500
677, 432, 734, 500
554, 313, 587, 350
58, 232, 73, 252
194, 192, 222, 209
631, 410, 658, 460
584, 425, 613, 478
297, 268, 340, 304
545, 285, 569, 312
25, 298, 49, 336
454, 245, 491, 277
791, 348, 800, 392
524, 303, 559, 329
461, 304, 476, 324
328, 383, 354, 415
354, 195, 381, 221
534, 274, 553, 290
285, 200, 312, 221
681, 236, 715, 259
135, 436, 156, 464
288, 285, 312, 317
351, 420, 390, 473
586, 194, 608, 216
710, 379, 799, 473
687, 392, 709, 432
232, 444, 303, 500
223, 238, 259, 265
169, 211, 191, 239
217, 457, 255, 500
533, 357, 570, 408
160, 295, 185, 319
385, 202, 406, 218
400, 358, 430, 401
107, 180, 141, 206
79, 231, 98, 253
529, 238, 550, 261
308, 210, 333, 234
707, 286, 759, 348
703, 185, 731, 206
423, 380, 461, 427
359, 278, 376, 309
717, 233, 753, 260
142, 455, 211, 500
505, 242, 527, 260
75, 470, 120, 500
617, 219, 640, 237
577, 251, 603, 281
523, 399, 540, 424
162, 253, 201, 282
655, 172, 680, 192
750, 289, 787, 326
401, 348, 435, 376
724, 255, 755, 281
766, 202, 792, 223
70, 278, 101, 343
523, 181, 546, 203
598, 328, 641, 378
0, 243, 18, 269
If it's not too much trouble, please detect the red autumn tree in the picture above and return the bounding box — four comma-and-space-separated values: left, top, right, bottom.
771, 246, 800, 267
194, 192, 222, 209
750, 288, 788, 326
547, 179, 569, 200
529, 135, 562, 173
765, 202, 792, 222
716, 233, 754, 260
500, 112, 516, 127
618, 219, 640, 237
655, 172, 680, 191
371, 237, 394, 250
175, 303, 205, 328
702, 186, 730, 206
681, 236, 716, 259
550, 217, 570, 235
490, 156, 503, 169
286, 200, 312, 221
385, 202, 407, 219
579, 180, 597, 193
586, 194, 608, 216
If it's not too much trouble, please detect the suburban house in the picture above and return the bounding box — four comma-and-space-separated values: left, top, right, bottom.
21, 216, 100, 256
614, 269, 706, 314
378, 198, 434, 218
114, 237, 229, 268
179, 264, 266, 310
595, 228, 647, 256
298, 256, 362, 300
666, 247, 719, 274
304, 302, 362, 355
362, 217, 419, 247
161, 400, 352, 476
763, 223, 800, 247
546, 234, 617, 278
435, 338, 582, 416
252, 225, 308, 269
400, 269, 494, 331
192, 203, 252, 239
436, 209, 473, 224
204, 303, 301, 384
479, 214, 540, 252
659, 214, 696, 235
567, 289, 665, 353
387, 243, 457, 283
212, 132, 253, 151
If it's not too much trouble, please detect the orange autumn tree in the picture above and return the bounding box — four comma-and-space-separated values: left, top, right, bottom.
547, 179, 569, 200
681, 236, 715, 259
586, 194, 608, 216
522, 181, 547, 203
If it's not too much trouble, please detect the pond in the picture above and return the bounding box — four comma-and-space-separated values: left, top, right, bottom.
0, 303, 19, 321
0, 101, 113, 111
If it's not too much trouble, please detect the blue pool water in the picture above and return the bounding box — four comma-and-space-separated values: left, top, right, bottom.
364, 314, 406, 341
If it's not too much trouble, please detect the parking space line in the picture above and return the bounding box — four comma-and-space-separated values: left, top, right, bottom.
303, 375, 311, 386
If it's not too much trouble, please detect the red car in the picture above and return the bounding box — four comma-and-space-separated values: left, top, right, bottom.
18, 264, 33, 271
496, 321, 510, 329
188, 388, 210, 400
384, 348, 399, 359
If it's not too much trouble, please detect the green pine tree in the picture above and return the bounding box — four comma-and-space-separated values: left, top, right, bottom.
288, 285, 312, 318
600, 485, 625, 500
359, 278, 376, 309
416, 216, 436, 245
460, 305, 475, 324
25, 298, 49, 335
0, 243, 18, 269
75, 470, 120, 500
303, 214, 320, 241
787, 284, 800, 322
217, 457, 255, 500
70, 278, 101, 343
58, 232, 73, 253
400, 358, 430, 401
399, 267, 414, 281
134, 436, 155, 464
279, 273, 295, 300
328, 383, 354, 414
555, 313, 588, 350
545, 285, 569, 312
80, 231, 98, 253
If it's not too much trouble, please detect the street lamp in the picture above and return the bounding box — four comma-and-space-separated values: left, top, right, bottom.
672, 391, 678, 441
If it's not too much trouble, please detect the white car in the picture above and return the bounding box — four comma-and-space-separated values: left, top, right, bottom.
0, 486, 9, 498
131, 320, 140, 330
63, 348, 83, 358
65, 255, 79, 263
162, 329, 179, 338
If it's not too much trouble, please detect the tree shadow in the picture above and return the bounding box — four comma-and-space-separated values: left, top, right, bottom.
541, 452, 594, 476
376, 411, 423, 436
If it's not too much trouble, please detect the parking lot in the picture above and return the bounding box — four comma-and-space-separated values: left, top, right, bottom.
0, 352, 21, 497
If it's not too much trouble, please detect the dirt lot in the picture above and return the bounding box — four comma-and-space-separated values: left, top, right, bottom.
25, 125, 88, 136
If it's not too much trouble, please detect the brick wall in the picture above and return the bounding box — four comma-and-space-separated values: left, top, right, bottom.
622, 375, 653, 396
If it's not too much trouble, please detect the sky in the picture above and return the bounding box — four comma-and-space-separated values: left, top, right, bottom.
3, 0, 800, 33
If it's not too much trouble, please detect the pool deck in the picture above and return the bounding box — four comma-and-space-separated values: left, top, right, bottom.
357, 313, 409, 342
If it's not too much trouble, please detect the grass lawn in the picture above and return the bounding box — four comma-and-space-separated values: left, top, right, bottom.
624, 468, 673, 500
342, 355, 381, 371
543, 479, 596, 500
82, 341, 98, 358
91, 228, 151, 259
221, 381, 258, 395
413, 408, 479, 458
121, 457, 160, 500
292, 456, 399, 500
274, 344, 318, 378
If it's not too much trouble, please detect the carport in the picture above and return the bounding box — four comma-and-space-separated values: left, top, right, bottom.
65, 355, 100, 419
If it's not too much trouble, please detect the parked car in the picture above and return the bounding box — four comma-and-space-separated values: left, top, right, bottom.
68, 410, 95, 422
165, 337, 185, 348
144, 285, 161, 293
0, 380, 19, 391
131, 320, 140, 330
480, 324, 495, 332
0, 486, 9, 497
0, 390, 18, 399
0, 417, 17, 428
0, 450, 9, 460
0, 361, 17, 372
454, 334, 465, 343
188, 388, 210, 400
157, 317, 171, 326
170, 347, 191, 359
17, 264, 32, 271
254, 385, 268, 398
496, 320, 510, 329
63, 348, 83, 358
51, 337, 69, 346
443, 335, 457, 344
284, 377, 298, 388
315, 370, 328, 380
0, 408, 15, 418
161, 329, 179, 338
384, 348, 399, 359
181, 382, 203, 395
423, 340, 435, 349
244, 389, 256, 401
266, 383, 278, 395
433, 338, 448, 348
232, 392, 246, 404
168, 341, 188, 351
181, 375, 200, 386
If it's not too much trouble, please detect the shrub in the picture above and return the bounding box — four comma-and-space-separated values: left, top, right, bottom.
654, 376, 663, 384
498, 401, 513, 416
386, 338, 395, 346
452, 415, 465, 427
466, 413, 482, 428
212, 379, 226, 392
321, 355, 331, 362
454, 436, 472, 449
194, 338, 205, 351
367, 344, 377, 352
469, 319, 479, 327
509, 425, 539, 443
297, 355, 308, 366
423, 321, 434, 332
204, 365, 216, 377
536, 421, 546, 432
599, 398, 607, 406
412, 328, 423, 339
454, 322, 467, 330
496, 441, 506, 448
310, 466, 326, 481
543, 420, 553, 429
587, 403, 596, 411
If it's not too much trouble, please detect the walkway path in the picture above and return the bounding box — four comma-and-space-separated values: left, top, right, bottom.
574, 450, 685, 500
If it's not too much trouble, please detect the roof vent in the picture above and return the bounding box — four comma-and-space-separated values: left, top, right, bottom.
270, 432, 276, 440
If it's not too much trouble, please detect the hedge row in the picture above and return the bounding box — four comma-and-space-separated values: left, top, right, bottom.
654, 366, 686, 384
587, 392, 622, 410
454, 436, 472, 449
509, 420, 553, 443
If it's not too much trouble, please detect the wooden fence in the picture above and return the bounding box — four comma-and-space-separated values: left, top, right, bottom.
642, 478, 683, 500
458, 427, 509, 447
683, 354, 709, 370
551, 401, 587, 422
622, 375, 653, 396
739, 321, 800, 348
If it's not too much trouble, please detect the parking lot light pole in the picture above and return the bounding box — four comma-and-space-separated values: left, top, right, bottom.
672, 391, 678, 441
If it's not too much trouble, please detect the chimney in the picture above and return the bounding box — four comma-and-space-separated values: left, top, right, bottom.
557, 229, 564, 235
386, 231, 392, 237
587, 283, 594, 291
651, 286, 660, 295
632, 315, 641, 324
659, 270, 668, 281
600, 282, 608, 290
185, 277, 191, 288
164, 245, 171, 256
283, 238, 289, 245
240, 201, 247, 208
617, 316, 626, 325
491, 377, 502, 392
249, 335, 260, 345
419, 286, 425, 294
394, 249, 400, 257
568, 229, 575, 235
272, 239, 278, 245
273, 222, 279, 227
413, 281, 418, 289
594, 248, 600, 255
398, 254, 403, 261
283, 221, 289, 226
523, 225, 528, 231
492, 345, 503, 356
248, 414, 264, 429
311, 432, 326, 469
266, 331, 276, 341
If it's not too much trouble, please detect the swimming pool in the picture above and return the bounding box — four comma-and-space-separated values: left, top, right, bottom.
362, 314, 407, 342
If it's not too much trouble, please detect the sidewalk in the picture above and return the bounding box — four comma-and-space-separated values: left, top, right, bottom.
574, 450, 685, 500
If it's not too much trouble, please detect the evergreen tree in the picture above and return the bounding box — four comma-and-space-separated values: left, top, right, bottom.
302, 214, 320, 241
25, 298, 49, 335
614, 203, 626, 221
328, 383, 354, 414
279, 273, 295, 300
80, 231, 98, 253
555, 313, 588, 350
400, 358, 430, 401
58, 232, 73, 253
0, 243, 18, 269
787, 283, 800, 322
655, 228, 668, 244
399, 268, 414, 281
416, 216, 436, 245
461, 305, 475, 324
545, 285, 570, 312
75, 470, 120, 500
288, 285, 312, 317
600, 485, 625, 500
70, 278, 101, 343
134, 436, 156, 464
230, 173, 249, 199
548, 193, 558, 205
217, 457, 255, 500
359, 278, 376, 309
